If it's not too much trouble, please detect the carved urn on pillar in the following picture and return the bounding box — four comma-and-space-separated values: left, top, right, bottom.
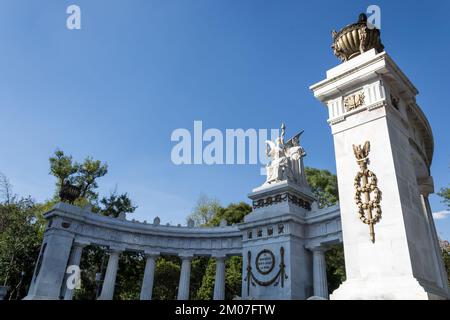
331, 13, 384, 62
59, 182, 81, 204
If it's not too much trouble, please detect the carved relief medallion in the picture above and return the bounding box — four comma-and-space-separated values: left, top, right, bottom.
344, 91, 365, 112
256, 249, 275, 275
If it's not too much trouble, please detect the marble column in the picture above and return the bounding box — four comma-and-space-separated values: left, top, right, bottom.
312, 247, 328, 299
177, 254, 193, 300
140, 252, 159, 300
63, 243, 86, 300
98, 248, 122, 300
213, 255, 226, 300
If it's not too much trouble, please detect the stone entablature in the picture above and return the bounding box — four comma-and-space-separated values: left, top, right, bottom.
45, 202, 243, 256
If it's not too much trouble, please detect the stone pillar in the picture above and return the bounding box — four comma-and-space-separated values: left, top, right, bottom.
24, 227, 74, 300
63, 242, 87, 300
312, 247, 328, 299
98, 248, 122, 300
140, 252, 159, 300
310, 47, 450, 300
177, 254, 193, 300
213, 255, 226, 300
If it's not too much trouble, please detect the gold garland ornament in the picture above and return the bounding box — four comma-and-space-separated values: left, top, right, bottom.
353, 141, 382, 243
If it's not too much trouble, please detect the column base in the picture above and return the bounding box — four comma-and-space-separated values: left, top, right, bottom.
330, 276, 449, 300
23, 295, 61, 300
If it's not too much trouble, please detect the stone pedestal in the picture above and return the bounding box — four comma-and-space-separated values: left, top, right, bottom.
310, 49, 450, 300
239, 180, 316, 300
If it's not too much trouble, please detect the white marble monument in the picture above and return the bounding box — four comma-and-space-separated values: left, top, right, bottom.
310, 14, 449, 300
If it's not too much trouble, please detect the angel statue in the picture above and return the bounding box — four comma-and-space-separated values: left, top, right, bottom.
264, 124, 307, 186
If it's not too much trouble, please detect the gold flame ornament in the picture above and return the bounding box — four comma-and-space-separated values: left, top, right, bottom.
353, 141, 382, 243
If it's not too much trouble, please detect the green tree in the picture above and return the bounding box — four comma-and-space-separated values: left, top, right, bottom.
304, 167, 345, 293
442, 245, 450, 285
0, 176, 46, 300
153, 256, 181, 300
49, 149, 108, 203
114, 252, 145, 300
438, 186, 450, 208
207, 202, 252, 227
437, 185, 450, 286
187, 194, 221, 226
325, 244, 346, 293
98, 192, 138, 218
194, 201, 251, 299
305, 167, 339, 208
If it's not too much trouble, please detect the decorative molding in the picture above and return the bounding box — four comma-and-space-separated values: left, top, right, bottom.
329, 115, 346, 125
366, 101, 384, 111
252, 192, 311, 210
352, 141, 382, 243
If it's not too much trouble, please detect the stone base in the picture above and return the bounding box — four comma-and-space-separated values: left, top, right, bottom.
23, 295, 61, 300
0, 286, 9, 300
330, 276, 449, 300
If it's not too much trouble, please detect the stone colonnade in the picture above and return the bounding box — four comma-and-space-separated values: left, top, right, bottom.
24, 203, 340, 300
63, 243, 330, 300
64, 245, 233, 301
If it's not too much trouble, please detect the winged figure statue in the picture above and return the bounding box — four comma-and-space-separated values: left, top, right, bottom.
264, 124, 307, 186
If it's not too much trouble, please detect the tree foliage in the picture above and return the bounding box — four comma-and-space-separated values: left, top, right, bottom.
305, 167, 339, 208
98, 192, 138, 218
325, 244, 346, 293
152, 256, 181, 300
438, 186, 450, 208
194, 200, 251, 299
0, 180, 46, 300
49, 149, 108, 203
187, 194, 221, 226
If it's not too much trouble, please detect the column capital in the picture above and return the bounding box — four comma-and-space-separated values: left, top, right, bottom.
73, 240, 90, 249
107, 246, 125, 254
179, 253, 194, 261
309, 246, 327, 254
144, 250, 160, 258
212, 253, 227, 261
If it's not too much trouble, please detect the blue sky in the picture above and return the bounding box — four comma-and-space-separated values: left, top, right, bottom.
0, 1, 449, 238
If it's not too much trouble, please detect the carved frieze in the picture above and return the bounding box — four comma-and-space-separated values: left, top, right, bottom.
252, 192, 311, 210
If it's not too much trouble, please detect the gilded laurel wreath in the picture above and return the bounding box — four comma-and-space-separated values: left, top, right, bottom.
354, 169, 382, 225
352, 141, 382, 242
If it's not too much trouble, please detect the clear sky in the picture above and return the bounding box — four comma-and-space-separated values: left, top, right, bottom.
0, 1, 449, 239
